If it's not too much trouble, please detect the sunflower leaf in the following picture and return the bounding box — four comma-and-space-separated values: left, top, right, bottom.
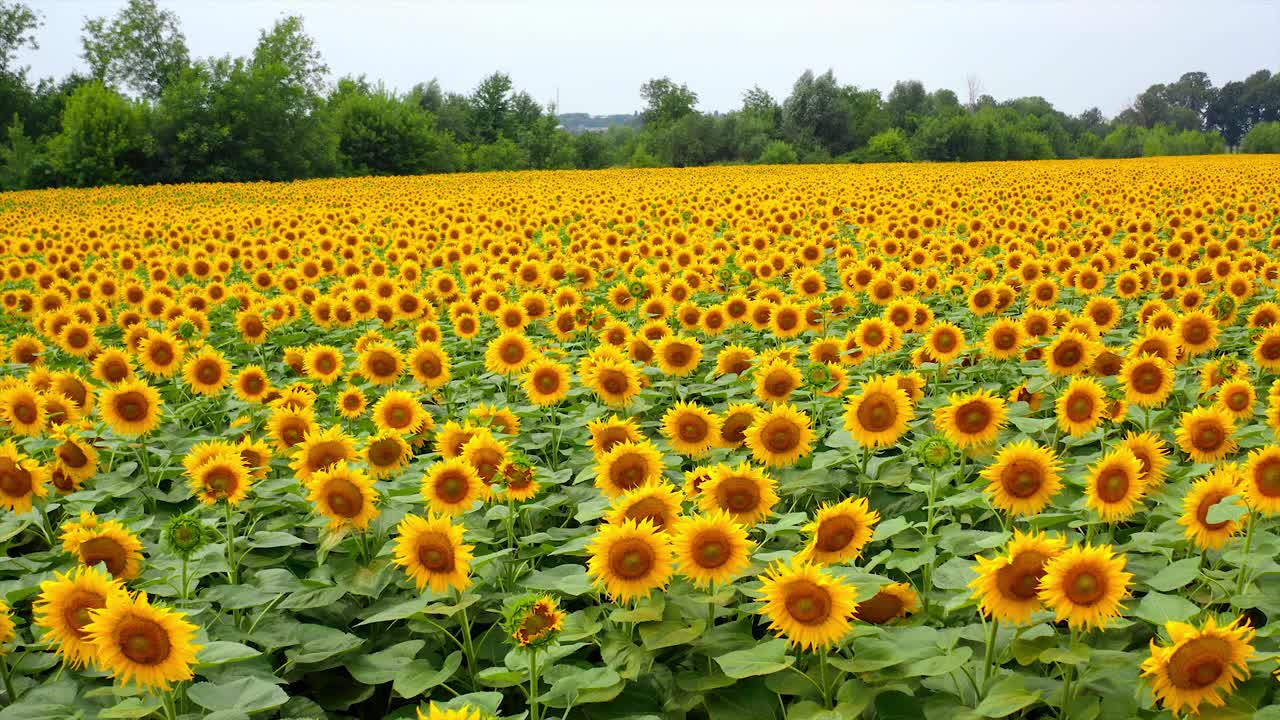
1205, 495, 1247, 524
715, 638, 795, 678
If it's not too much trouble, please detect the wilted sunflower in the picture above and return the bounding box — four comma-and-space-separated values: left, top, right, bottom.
98, 379, 163, 436
970, 530, 1066, 624
1056, 376, 1107, 437
84, 591, 202, 690
1038, 544, 1132, 631
605, 482, 685, 531
1140, 616, 1255, 717
661, 402, 721, 457
34, 565, 128, 668
799, 496, 879, 565
60, 512, 144, 580
393, 513, 473, 593
594, 440, 665, 497
744, 403, 814, 467
697, 462, 779, 526
1180, 465, 1247, 550
671, 511, 752, 588
843, 375, 912, 449
0, 440, 49, 513
854, 582, 918, 625
1176, 406, 1237, 465
1084, 448, 1147, 523
934, 389, 1007, 448
758, 560, 858, 651
307, 462, 380, 531
587, 518, 674, 603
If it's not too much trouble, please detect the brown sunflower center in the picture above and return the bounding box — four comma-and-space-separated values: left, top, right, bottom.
368, 439, 401, 467
716, 476, 761, 513
624, 496, 670, 530
1254, 458, 1280, 497
1183, 322, 1209, 344
956, 401, 993, 434
1192, 423, 1225, 452
113, 391, 149, 422
1052, 342, 1082, 369
665, 345, 691, 367
149, 344, 173, 366
203, 465, 239, 497
693, 532, 730, 569
416, 533, 455, 572
814, 515, 858, 553
63, 590, 105, 636
368, 351, 397, 377
1065, 569, 1105, 605
1067, 394, 1095, 422
762, 419, 800, 452
856, 394, 896, 433
13, 399, 38, 424
118, 616, 172, 665
678, 415, 709, 442
935, 331, 956, 352
58, 442, 89, 469
325, 477, 364, 518
307, 441, 348, 473
469, 448, 502, 481
1002, 460, 1045, 498
599, 369, 627, 395
79, 536, 127, 576
608, 538, 656, 580
501, 342, 525, 364
1132, 364, 1163, 393
434, 469, 471, 503
1096, 468, 1130, 503
1224, 390, 1248, 411
1195, 491, 1231, 530
196, 361, 221, 384
784, 579, 832, 625
998, 551, 1050, 600
0, 458, 33, 497
535, 369, 559, 392
1167, 637, 1233, 690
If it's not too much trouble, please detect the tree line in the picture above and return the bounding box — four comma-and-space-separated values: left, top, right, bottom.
1, 0, 1279, 191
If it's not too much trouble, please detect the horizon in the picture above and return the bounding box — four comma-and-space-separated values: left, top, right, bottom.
17, 0, 1280, 119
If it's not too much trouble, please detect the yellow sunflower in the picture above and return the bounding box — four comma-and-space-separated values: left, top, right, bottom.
0, 440, 49, 513
594, 440, 666, 498
60, 512, 144, 580
392, 513, 473, 593
1038, 544, 1132, 631
364, 432, 411, 478
754, 359, 802, 404
925, 321, 966, 364
523, 359, 572, 406
84, 591, 202, 690
655, 335, 703, 377
1044, 330, 1098, 376
185, 447, 253, 505
34, 565, 128, 668
1214, 378, 1256, 422
843, 375, 913, 449
1242, 446, 1280, 514
661, 402, 721, 457
671, 511, 752, 588
1176, 406, 1237, 465
372, 389, 427, 436
1180, 465, 1247, 550
605, 482, 685, 531
302, 344, 344, 384
981, 440, 1062, 516
422, 458, 488, 515
744, 403, 814, 467
98, 379, 163, 436
290, 424, 359, 482
307, 462, 380, 531
1140, 616, 1256, 717
485, 331, 536, 375
587, 415, 643, 456
587, 519, 674, 603
697, 462, 779, 526
853, 582, 919, 625
0, 382, 45, 435
1120, 353, 1175, 408
934, 389, 1007, 448
1084, 448, 1147, 523
969, 530, 1067, 624
757, 560, 858, 650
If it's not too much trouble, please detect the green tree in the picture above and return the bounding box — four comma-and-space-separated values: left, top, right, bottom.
471, 135, 528, 171
886, 80, 931, 132
470, 72, 513, 144
0, 113, 41, 188
1242, 121, 1280, 153
573, 130, 610, 169
639, 77, 697, 126
330, 84, 461, 176
81, 0, 188, 100
859, 128, 913, 162
251, 15, 327, 95
0, 0, 39, 76
757, 139, 797, 164
48, 81, 149, 185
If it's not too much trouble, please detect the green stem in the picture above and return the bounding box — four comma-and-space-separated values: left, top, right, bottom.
1060, 663, 1074, 720
1, 655, 16, 703
1234, 511, 1256, 601
818, 648, 832, 709
161, 688, 177, 720
528, 649, 540, 720
981, 617, 999, 695
458, 597, 478, 688
180, 556, 189, 605
224, 502, 238, 585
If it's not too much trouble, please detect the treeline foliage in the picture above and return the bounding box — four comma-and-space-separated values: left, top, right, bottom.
0, 0, 1278, 191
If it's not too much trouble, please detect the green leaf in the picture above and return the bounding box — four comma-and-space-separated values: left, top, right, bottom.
715, 638, 795, 678
523, 563, 594, 596
1206, 495, 1247, 524
394, 651, 462, 698
973, 675, 1041, 717
1133, 592, 1199, 626
871, 516, 910, 542
249, 531, 305, 548
99, 699, 163, 719
345, 640, 425, 685
197, 641, 262, 667
358, 595, 436, 625
284, 626, 363, 664
639, 619, 705, 650
187, 677, 290, 715
898, 646, 973, 677
540, 666, 624, 707
1010, 416, 1057, 434
1144, 558, 1202, 592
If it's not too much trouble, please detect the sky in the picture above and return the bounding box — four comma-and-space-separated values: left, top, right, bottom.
19, 0, 1280, 118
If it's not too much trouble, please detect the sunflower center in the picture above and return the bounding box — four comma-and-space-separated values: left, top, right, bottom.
501, 343, 524, 363
535, 370, 558, 392
204, 466, 238, 497
857, 591, 904, 625
695, 533, 730, 569
784, 580, 832, 625
469, 449, 502, 481
625, 497, 669, 529
58, 442, 89, 469
197, 361, 220, 384
369, 352, 396, 376
368, 439, 401, 467
610, 454, 649, 492
599, 369, 626, 394
997, 551, 1049, 600
666, 346, 690, 367
1225, 391, 1248, 411
1167, 638, 1233, 689
956, 402, 992, 434
0, 457, 31, 497
763, 420, 799, 452
416, 535, 454, 572
1065, 569, 1105, 605
307, 441, 348, 473
1052, 343, 1081, 369
1195, 492, 1231, 530
435, 471, 470, 503
856, 395, 895, 433
1132, 365, 1162, 393
814, 515, 858, 553
679, 417, 708, 442
79, 536, 127, 576
1193, 423, 1225, 452
114, 391, 149, 422
325, 478, 364, 518
1067, 395, 1094, 422
609, 539, 656, 580
281, 422, 307, 447
387, 405, 412, 428
150, 345, 173, 365
118, 617, 172, 666
1096, 469, 1130, 503
935, 332, 956, 352
1184, 323, 1208, 344
766, 373, 794, 397
717, 476, 760, 513
994, 330, 1016, 350
721, 415, 751, 444
1255, 460, 1280, 497
13, 400, 37, 424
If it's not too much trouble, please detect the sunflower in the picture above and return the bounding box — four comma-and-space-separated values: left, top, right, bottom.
302, 345, 344, 384
1177, 310, 1220, 356
392, 513, 473, 593
0, 382, 45, 435
718, 403, 759, 449
1242, 446, 1280, 514
671, 511, 752, 587
1214, 378, 1255, 421
0, 440, 48, 513
1044, 330, 1097, 376
744, 403, 815, 467
267, 405, 317, 452
185, 448, 252, 505
757, 560, 858, 651
697, 462, 779, 526
925, 321, 966, 363
854, 582, 919, 625
359, 343, 405, 385
1176, 406, 1237, 465
417, 704, 487, 720
234, 365, 271, 402
485, 331, 536, 375
435, 421, 478, 459
137, 332, 184, 377
1253, 326, 1280, 372
34, 565, 128, 668
1180, 465, 1246, 550
605, 482, 685, 531
587, 415, 643, 456
237, 436, 273, 480
1085, 448, 1146, 522
523, 359, 572, 406
661, 402, 721, 457
460, 431, 508, 483
99, 379, 163, 436
581, 359, 642, 407
422, 458, 488, 515
1140, 616, 1256, 717
91, 348, 135, 385
373, 389, 427, 436
364, 432, 411, 478
1038, 544, 1132, 630
508, 595, 566, 649
800, 496, 879, 565
42, 392, 81, 429
983, 319, 1025, 361
843, 375, 912, 449
53, 432, 99, 486
716, 345, 757, 376
290, 424, 358, 482
307, 462, 380, 531
1056, 376, 1107, 437
408, 342, 452, 390
587, 519, 674, 603
933, 389, 1007, 448
754, 359, 802, 404
498, 459, 540, 501
84, 591, 201, 690
854, 317, 898, 357
1120, 353, 1175, 408
970, 530, 1066, 624
981, 440, 1062, 516
655, 335, 703, 376
61, 512, 144, 580
595, 440, 666, 497
337, 386, 367, 419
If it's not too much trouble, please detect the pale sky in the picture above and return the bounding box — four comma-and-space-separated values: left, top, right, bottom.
20, 0, 1280, 118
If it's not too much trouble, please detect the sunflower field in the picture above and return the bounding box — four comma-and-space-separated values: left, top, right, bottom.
1, 156, 1279, 720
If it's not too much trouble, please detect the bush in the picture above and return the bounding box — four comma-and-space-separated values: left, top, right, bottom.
756, 140, 798, 164
859, 128, 913, 163
470, 136, 529, 172
1242, 121, 1280, 153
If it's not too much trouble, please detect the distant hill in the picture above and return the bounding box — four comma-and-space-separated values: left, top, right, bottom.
557, 113, 642, 134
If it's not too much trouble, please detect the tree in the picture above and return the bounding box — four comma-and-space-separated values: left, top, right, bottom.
574, 130, 610, 169
252, 15, 327, 95
639, 77, 697, 126
782, 70, 853, 156
0, 113, 42, 188
48, 81, 149, 185
757, 139, 797, 164
471, 135, 528, 171
1242, 121, 1280, 153
0, 0, 39, 77
1207, 80, 1249, 147
886, 80, 931, 132
410, 78, 444, 114
330, 85, 461, 176
859, 128, 913, 162
81, 0, 188, 100
1164, 71, 1215, 123
470, 72, 513, 144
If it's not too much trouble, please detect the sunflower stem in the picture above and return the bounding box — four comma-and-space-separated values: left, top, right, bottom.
457, 595, 478, 689
817, 648, 832, 709
33, 499, 55, 547
1233, 511, 1256, 601
1, 655, 17, 703
180, 555, 189, 604
980, 617, 999, 695
528, 648, 541, 720
224, 502, 238, 586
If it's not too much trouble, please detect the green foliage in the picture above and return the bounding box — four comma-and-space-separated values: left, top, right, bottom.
0, 112, 41, 189
470, 136, 529, 172
0, 0, 39, 76
1242, 121, 1280, 153
639, 77, 698, 126
858, 128, 913, 163
47, 81, 149, 186
757, 139, 797, 164
330, 84, 461, 176
80, 0, 188, 100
